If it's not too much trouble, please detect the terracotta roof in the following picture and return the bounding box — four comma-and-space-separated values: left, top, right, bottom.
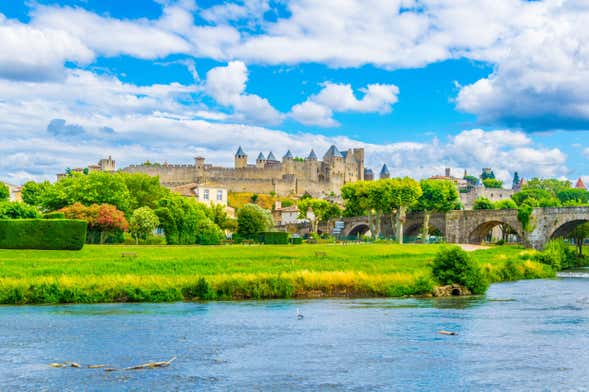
575, 177, 587, 190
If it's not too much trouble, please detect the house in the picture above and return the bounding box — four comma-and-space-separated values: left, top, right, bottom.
171, 182, 234, 217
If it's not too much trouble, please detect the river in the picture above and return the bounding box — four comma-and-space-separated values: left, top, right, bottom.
1, 272, 588, 391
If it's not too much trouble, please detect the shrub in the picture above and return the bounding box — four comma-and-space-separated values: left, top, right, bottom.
195, 218, 224, 245
237, 204, 274, 239
473, 197, 495, 210
0, 182, 9, 201
534, 239, 578, 271
259, 231, 289, 244
0, 202, 41, 219
291, 236, 303, 244
431, 246, 489, 294
43, 212, 65, 219
0, 219, 87, 250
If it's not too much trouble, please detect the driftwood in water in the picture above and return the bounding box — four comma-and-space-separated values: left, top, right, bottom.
49, 357, 176, 372
438, 330, 457, 336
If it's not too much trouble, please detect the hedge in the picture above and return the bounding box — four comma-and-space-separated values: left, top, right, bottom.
43, 212, 65, 219
0, 219, 87, 250
259, 231, 289, 244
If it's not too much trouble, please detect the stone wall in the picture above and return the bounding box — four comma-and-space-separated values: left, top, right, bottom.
460, 186, 515, 210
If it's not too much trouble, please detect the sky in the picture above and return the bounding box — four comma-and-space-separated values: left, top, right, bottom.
1, 0, 588, 186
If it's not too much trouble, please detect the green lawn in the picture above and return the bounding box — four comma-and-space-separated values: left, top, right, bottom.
0, 244, 553, 304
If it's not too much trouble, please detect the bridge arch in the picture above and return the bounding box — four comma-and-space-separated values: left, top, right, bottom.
345, 223, 370, 237
468, 220, 522, 244
549, 219, 589, 239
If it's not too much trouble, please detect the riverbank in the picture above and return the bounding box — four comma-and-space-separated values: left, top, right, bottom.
0, 244, 554, 304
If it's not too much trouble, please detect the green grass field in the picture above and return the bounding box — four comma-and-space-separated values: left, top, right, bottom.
0, 244, 554, 304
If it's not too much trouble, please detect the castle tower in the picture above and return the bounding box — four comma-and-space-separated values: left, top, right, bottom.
306, 149, 318, 161
267, 151, 279, 164
194, 156, 205, 169
282, 150, 293, 161
98, 155, 116, 171
256, 152, 266, 169
576, 177, 587, 190
234, 146, 248, 169
379, 164, 390, 179
304, 149, 319, 181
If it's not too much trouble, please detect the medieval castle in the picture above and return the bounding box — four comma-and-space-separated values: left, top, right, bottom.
120, 146, 366, 197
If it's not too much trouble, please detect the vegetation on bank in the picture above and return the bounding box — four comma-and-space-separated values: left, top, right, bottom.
0, 244, 561, 304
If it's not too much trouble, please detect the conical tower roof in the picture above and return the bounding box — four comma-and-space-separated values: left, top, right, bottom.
235, 146, 246, 157
576, 177, 587, 190
257, 152, 266, 161
380, 164, 390, 178
267, 151, 277, 161
283, 150, 293, 159
323, 145, 342, 160
306, 149, 318, 160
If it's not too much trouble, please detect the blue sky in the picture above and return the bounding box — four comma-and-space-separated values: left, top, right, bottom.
0, 0, 588, 185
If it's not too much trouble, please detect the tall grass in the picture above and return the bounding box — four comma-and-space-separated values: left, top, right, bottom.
0, 244, 553, 304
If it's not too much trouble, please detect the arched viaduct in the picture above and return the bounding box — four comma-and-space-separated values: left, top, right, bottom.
339, 207, 589, 250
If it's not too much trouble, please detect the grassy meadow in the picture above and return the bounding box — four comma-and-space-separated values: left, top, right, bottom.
0, 243, 554, 304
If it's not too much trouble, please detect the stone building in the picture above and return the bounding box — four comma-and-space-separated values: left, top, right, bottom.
121, 145, 365, 197
57, 156, 116, 180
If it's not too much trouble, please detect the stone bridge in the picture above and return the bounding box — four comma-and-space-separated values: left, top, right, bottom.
339, 207, 589, 250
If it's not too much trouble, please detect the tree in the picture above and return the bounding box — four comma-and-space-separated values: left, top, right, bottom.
480, 169, 495, 181
494, 199, 518, 210
40, 172, 130, 213
482, 178, 503, 189
525, 178, 570, 195
129, 207, 160, 244
473, 197, 495, 210
341, 181, 376, 236
414, 179, 459, 239
384, 177, 422, 243
557, 188, 589, 206
298, 198, 341, 234
118, 173, 169, 211
463, 175, 479, 187
568, 222, 589, 257
431, 246, 488, 294
512, 172, 520, 189
21, 181, 51, 206
0, 202, 41, 219
0, 182, 9, 201
154, 195, 214, 245
237, 204, 274, 240
60, 203, 128, 244
512, 188, 558, 207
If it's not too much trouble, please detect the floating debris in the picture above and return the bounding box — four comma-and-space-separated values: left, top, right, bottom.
438, 330, 457, 336
124, 357, 176, 371
49, 357, 177, 372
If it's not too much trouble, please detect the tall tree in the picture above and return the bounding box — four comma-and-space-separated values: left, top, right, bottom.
0, 182, 9, 201
569, 223, 589, 257
129, 207, 160, 244
383, 177, 422, 244
118, 173, 169, 211
237, 204, 274, 239
298, 198, 341, 234
512, 172, 520, 189
414, 179, 459, 240
21, 181, 51, 206
341, 181, 376, 236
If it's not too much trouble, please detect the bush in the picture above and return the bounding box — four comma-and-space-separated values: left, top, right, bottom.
0, 219, 87, 250
43, 212, 65, 219
195, 219, 224, 245
473, 197, 495, 210
259, 231, 289, 244
0, 202, 40, 219
237, 204, 274, 239
534, 239, 578, 271
431, 246, 489, 294
291, 236, 303, 244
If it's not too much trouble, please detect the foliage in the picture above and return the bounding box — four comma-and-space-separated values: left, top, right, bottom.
0, 182, 8, 201
557, 188, 589, 206
129, 207, 160, 243
383, 177, 422, 243
473, 197, 495, 210
21, 181, 51, 206
259, 231, 289, 244
118, 173, 169, 211
0, 219, 87, 250
154, 194, 220, 245
525, 178, 571, 195
341, 181, 372, 217
414, 179, 459, 238
43, 212, 66, 219
482, 178, 503, 189
237, 204, 274, 239
207, 203, 234, 230
568, 223, 589, 257
480, 169, 495, 180
512, 187, 559, 207
464, 175, 479, 186
0, 202, 41, 219
494, 199, 518, 210
59, 203, 129, 244
512, 172, 520, 189
534, 239, 578, 271
517, 203, 534, 232
39, 172, 131, 213
298, 198, 341, 232
431, 246, 489, 294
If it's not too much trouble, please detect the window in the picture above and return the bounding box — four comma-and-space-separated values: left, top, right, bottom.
204, 189, 209, 201
217, 190, 223, 201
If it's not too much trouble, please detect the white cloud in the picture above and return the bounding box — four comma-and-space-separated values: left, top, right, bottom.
0, 13, 94, 81
205, 61, 282, 125
584, 148, 589, 159
290, 82, 399, 126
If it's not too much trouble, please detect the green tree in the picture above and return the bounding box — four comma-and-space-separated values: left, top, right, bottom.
525, 178, 570, 195
494, 199, 518, 209
129, 207, 160, 244
482, 178, 503, 189
298, 198, 341, 234
0, 202, 41, 219
512, 188, 559, 207
383, 177, 422, 243
568, 222, 589, 257
40, 172, 131, 212
463, 175, 479, 187
154, 195, 215, 245
556, 188, 589, 206
480, 169, 495, 181
414, 179, 459, 239
0, 182, 9, 201
118, 173, 169, 211
237, 204, 274, 239
473, 197, 495, 210
431, 246, 489, 294
21, 181, 51, 206
341, 181, 377, 235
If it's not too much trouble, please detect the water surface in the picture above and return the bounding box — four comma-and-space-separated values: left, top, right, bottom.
1, 274, 588, 391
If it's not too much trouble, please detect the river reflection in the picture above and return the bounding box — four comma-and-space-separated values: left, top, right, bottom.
0, 274, 588, 391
